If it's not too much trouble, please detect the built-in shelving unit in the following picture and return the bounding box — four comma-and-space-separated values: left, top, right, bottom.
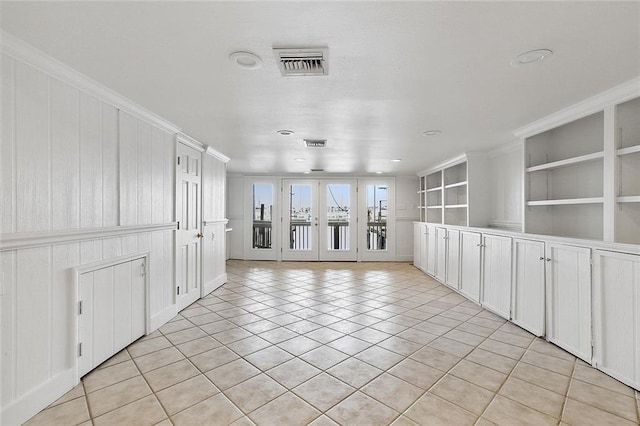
417, 176, 426, 221
519, 83, 640, 244
417, 153, 490, 228
616, 96, 640, 244
524, 111, 605, 240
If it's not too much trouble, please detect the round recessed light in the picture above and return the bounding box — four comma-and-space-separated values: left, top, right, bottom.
303, 171, 310, 174
229, 51, 263, 70
422, 130, 442, 136
391, 159, 402, 162
375, 171, 383, 174
511, 49, 553, 68
294, 158, 305, 162
277, 129, 295, 136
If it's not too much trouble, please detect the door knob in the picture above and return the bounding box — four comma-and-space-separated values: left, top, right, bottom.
539, 257, 545, 260
196, 232, 204, 238
546, 258, 551, 262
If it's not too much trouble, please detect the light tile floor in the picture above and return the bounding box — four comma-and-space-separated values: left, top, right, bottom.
26, 261, 640, 426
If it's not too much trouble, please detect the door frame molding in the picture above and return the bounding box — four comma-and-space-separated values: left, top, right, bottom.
175, 137, 204, 311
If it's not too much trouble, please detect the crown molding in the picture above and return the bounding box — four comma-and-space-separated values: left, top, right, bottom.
514, 76, 640, 139
176, 133, 206, 152
206, 146, 231, 163
0, 30, 182, 134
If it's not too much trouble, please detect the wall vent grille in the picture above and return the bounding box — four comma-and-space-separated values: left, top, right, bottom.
274, 48, 328, 76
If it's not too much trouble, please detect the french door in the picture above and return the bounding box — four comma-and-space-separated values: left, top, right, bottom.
282, 179, 357, 261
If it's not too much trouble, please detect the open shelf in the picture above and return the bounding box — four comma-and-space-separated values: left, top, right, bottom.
618, 196, 640, 203
426, 187, 442, 193
446, 204, 468, 209
444, 181, 468, 189
526, 151, 603, 173
427, 205, 443, 209
618, 144, 640, 156
527, 197, 604, 206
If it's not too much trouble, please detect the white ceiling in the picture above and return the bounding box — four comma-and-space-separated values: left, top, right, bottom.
1, 1, 639, 175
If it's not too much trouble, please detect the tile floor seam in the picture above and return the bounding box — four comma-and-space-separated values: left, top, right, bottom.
473, 330, 538, 424
128, 347, 172, 424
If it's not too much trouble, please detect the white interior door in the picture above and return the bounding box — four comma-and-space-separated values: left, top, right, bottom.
319, 180, 357, 261
282, 180, 319, 261
176, 143, 202, 310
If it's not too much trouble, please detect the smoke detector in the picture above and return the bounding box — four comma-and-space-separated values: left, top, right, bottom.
273, 47, 328, 76
304, 139, 327, 148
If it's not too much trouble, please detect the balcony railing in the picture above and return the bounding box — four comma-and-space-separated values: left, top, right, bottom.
367, 221, 386, 250
254, 219, 383, 251
252, 220, 272, 249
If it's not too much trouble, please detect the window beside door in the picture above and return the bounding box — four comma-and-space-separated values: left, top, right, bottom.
252, 183, 273, 249
366, 184, 388, 251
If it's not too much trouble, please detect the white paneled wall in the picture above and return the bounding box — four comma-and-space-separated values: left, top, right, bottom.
0, 46, 227, 425
488, 143, 524, 231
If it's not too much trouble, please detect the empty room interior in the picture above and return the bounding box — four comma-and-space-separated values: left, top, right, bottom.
1, 1, 640, 425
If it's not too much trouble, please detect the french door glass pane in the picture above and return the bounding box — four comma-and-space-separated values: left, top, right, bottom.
289, 184, 313, 250
327, 184, 350, 250
252, 183, 273, 249
366, 184, 388, 250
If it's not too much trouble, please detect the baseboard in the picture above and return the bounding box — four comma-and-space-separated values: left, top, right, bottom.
396, 255, 413, 262
1, 368, 75, 426
149, 305, 177, 333
203, 274, 228, 297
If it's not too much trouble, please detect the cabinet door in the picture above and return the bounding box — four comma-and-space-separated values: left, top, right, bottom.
435, 227, 447, 282
445, 229, 460, 289
546, 243, 592, 362
511, 239, 545, 337
419, 224, 428, 272
481, 234, 512, 319
593, 250, 640, 390
413, 223, 422, 268
459, 231, 482, 302
426, 225, 437, 276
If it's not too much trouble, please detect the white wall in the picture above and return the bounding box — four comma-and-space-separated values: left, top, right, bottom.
395, 176, 420, 261
0, 43, 228, 425
488, 142, 524, 231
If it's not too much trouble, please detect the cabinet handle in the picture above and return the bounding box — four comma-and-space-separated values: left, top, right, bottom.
546, 258, 552, 262
539, 256, 545, 260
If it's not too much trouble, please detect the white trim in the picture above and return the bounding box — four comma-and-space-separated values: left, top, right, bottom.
514, 76, 640, 139
149, 305, 178, 333
417, 153, 467, 176
0, 30, 180, 135
202, 274, 228, 297
0, 223, 177, 251
176, 133, 206, 152
0, 368, 75, 426
206, 146, 231, 163
203, 219, 229, 226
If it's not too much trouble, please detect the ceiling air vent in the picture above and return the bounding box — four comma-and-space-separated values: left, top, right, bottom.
273, 48, 328, 76
304, 139, 327, 148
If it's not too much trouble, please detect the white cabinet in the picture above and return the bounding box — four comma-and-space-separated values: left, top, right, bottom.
481, 234, 512, 319
435, 227, 447, 282
593, 250, 640, 390
78, 257, 146, 378
511, 238, 546, 337
445, 229, 460, 290
413, 222, 428, 272
546, 243, 592, 362
459, 231, 482, 303
426, 224, 437, 276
